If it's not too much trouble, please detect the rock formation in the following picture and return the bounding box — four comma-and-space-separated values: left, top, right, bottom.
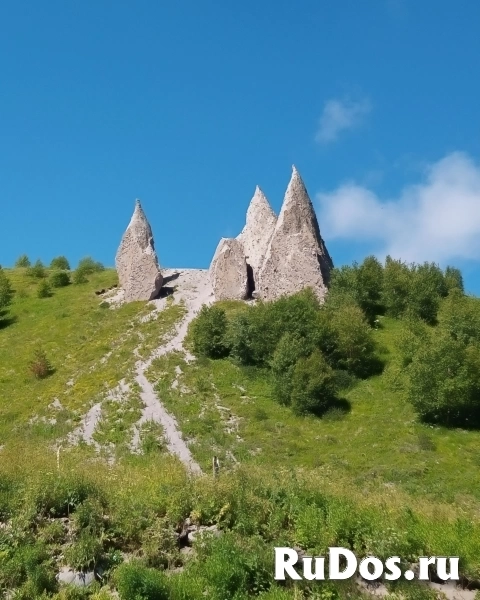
256, 165, 333, 301
208, 165, 333, 302
209, 238, 249, 301
236, 186, 277, 282
115, 199, 163, 302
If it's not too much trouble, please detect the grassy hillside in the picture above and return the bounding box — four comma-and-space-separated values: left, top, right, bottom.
148, 313, 480, 509
1, 264, 480, 599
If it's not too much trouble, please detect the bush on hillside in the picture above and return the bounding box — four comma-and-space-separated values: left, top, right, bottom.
290, 349, 337, 416
229, 289, 320, 367
77, 257, 105, 274
270, 332, 314, 406
72, 268, 89, 285
438, 289, 480, 345
27, 259, 47, 279
191, 305, 229, 359
445, 265, 464, 293
329, 255, 385, 325
407, 331, 480, 426
114, 561, 169, 600
318, 299, 379, 377
37, 279, 52, 298
49, 270, 70, 288
29, 348, 54, 379
50, 255, 70, 270
15, 254, 31, 268
383, 256, 411, 318
0, 266, 14, 311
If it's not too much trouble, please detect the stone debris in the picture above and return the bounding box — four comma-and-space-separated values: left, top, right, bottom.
209, 238, 249, 301
236, 186, 277, 282
115, 199, 163, 302
257, 165, 333, 301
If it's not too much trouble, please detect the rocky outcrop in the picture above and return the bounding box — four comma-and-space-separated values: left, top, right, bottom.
115, 200, 163, 302
209, 238, 249, 301
256, 165, 333, 301
236, 186, 277, 281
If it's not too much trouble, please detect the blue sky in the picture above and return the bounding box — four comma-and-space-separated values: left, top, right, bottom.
2, 1, 480, 293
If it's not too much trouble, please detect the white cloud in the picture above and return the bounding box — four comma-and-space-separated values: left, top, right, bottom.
315, 97, 372, 144
316, 152, 480, 264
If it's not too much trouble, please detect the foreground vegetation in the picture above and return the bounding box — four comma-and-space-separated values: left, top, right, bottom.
1, 255, 480, 598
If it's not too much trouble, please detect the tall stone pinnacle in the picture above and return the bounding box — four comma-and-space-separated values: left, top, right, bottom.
115, 199, 163, 302
256, 166, 333, 301
236, 186, 277, 278
209, 237, 249, 301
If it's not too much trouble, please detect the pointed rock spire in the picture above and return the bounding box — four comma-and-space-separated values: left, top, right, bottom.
209, 238, 249, 301
115, 199, 163, 302
256, 166, 333, 301
236, 186, 277, 277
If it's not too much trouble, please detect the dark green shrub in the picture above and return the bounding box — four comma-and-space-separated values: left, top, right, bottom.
71, 498, 105, 536
270, 332, 314, 406
72, 268, 88, 284
15, 254, 31, 268
0, 266, 14, 311
64, 532, 104, 570
37, 279, 52, 298
31, 474, 103, 518
406, 262, 446, 324
29, 348, 54, 379
50, 270, 70, 288
438, 290, 480, 345
50, 255, 70, 270
193, 532, 273, 599
319, 301, 378, 377
329, 256, 385, 325
27, 259, 47, 278
115, 561, 169, 600
383, 256, 411, 318
445, 265, 464, 293
191, 305, 229, 358
290, 349, 337, 415
229, 289, 320, 367
407, 331, 480, 426
77, 257, 105, 274
140, 516, 179, 568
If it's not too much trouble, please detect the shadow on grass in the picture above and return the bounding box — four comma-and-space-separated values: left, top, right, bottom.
317, 397, 352, 421
0, 313, 17, 330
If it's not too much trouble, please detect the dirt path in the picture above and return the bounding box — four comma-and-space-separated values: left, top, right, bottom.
130, 269, 214, 475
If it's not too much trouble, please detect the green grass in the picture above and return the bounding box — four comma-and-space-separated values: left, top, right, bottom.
148, 305, 480, 515
2, 268, 480, 597
0, 268, 184, 460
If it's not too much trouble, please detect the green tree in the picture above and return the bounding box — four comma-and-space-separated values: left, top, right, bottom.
291, 349, 337, 415
27, 260, 46, 279
318, 300, 378, 377
407, 332, 480, 426
77, 256, 105, 274
382, 256, 411, 318
438, 289, 480, 345
406, 263, 443, 324
228, 289, 320, 367
329, 256, 385, 325
191, 305, 229, 358
50, 255, 70, 270
356, 255, 385, 323
49, 270, 70, 288
270, 332, 314, 406
15, 254, 30, 268
444, 265, 464, 293
73, 268, 88, 284
0, 267, 14, 312
37, 280, 52, 298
